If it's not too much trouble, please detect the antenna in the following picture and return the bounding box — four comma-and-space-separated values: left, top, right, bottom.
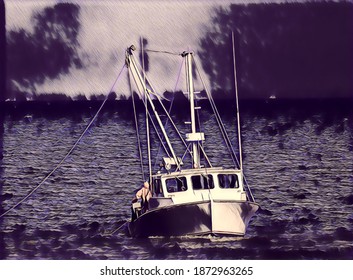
140, 37, 152, 182
232, 31, 243, 171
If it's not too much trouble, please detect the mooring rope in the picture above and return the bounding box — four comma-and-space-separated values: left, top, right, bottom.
0, 64, 127, 218
104, 220, 129, 236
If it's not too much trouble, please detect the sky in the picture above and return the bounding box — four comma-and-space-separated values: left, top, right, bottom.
4, 0, 353, 99
5, 0, 233, 97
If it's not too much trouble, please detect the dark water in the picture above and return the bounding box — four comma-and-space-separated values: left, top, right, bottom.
0, 100, 353, 260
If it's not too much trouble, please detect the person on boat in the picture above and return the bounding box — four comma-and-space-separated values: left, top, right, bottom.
132, 181, 152, 218
136, 181, 152, 204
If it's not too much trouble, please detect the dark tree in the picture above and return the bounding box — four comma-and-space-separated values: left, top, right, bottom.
36, 93, 72, 102
90, 94, 105, 101
119, 94, 127, 101
128, 91, 141, 101
0, 0, 5, 102
199, 2, 353, 99
6, 3, 83, 99
139, 37, 149, 72
163, 90, 174, 100
108, 91, 117, 100
74, 94, 87, 101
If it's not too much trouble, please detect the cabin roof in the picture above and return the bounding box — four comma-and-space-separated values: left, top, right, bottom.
152, 167, 242, 179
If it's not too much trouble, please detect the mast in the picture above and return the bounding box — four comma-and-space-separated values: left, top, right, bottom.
183, 51, 204, 168
141, 38, 152, 181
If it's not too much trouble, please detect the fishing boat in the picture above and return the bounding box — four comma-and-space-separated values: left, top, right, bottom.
125, 41, 259, 237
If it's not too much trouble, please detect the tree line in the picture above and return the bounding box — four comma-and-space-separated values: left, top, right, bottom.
1, 1, 352, 102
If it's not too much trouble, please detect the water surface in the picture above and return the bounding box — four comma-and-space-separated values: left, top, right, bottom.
0, 100, 352, 259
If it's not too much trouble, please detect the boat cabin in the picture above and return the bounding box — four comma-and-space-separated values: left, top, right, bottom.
148, 168, 247, 210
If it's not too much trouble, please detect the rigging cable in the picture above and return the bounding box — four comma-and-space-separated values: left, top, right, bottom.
131, 52, 166, 101
142, 98, 172, 159
144, 49, 181, 56
0, 64, 127, 218
193, 55, 239, 168
152, 58, 194, 162
194, 54, 256, 203
195, 97, 212, 168
232, 31, 243, 171
129, 52, 180, 168
131, 52, 193, 167
127, 56, 172, 160
104, 220, 128, 236
153, 56, 185, 171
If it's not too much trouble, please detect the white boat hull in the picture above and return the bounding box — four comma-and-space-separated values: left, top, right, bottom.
128, 200, 259, 237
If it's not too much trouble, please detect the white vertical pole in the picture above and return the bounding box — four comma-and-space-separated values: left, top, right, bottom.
186, 52, 199, 168
232, 31, 243, 171
141, 38, 152, 181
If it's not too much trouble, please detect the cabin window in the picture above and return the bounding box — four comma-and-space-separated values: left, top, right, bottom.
218, 174, 239, 188
166, 177, 187, 193
153, 179, 163, 196
191, 175, 214, 190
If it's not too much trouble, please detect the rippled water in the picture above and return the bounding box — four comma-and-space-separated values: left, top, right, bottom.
0, 100, 353, 259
